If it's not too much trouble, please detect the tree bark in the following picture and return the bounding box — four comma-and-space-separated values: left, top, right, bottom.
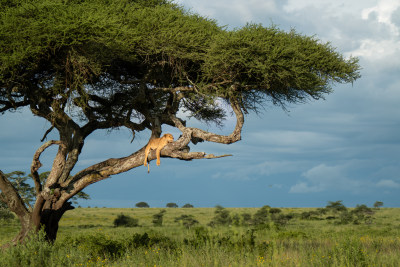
39, 201, 74, 242
0, 170, 32, 247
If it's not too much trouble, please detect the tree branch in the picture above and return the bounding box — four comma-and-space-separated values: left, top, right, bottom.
40, 126, 54, 142
0, 170, 30, 219
31, 140, 66, 194
55, 131, 231, 209
171, 97, 244, 144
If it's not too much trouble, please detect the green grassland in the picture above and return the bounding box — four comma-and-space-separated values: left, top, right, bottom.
1, 207, 400, 266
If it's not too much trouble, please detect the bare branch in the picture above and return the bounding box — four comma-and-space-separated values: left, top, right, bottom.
171, 97, 244, 144
40, 126, 54, 142
31, 140, 66, 194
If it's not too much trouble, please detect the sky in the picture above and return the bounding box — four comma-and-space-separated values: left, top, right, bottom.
1, 0, 399, 208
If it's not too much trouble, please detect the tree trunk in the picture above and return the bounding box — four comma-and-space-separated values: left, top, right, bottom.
38, 201, 74, 242
6, 213, 33, 248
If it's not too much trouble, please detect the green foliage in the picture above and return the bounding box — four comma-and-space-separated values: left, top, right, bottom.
113, 214, 139, 227
202, 24, 361, 109
182, 203, 194, 208
0, 229, 54, 267
1, 0, 360, 124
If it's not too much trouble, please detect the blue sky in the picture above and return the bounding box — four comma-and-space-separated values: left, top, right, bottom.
1, 0, 399, 208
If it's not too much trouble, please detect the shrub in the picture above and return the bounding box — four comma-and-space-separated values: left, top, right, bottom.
182, 203, 194, 208
269, 208, 282, 214
113, 214, 139, 227
352, 204, 374, 224
241, 213, 253, 226
174, 214, 199, 228
152, 210, 166, 226
252, 206, 269, 225
272, 214, 293, 227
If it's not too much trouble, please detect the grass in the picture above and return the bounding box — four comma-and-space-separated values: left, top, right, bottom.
1, 207, 400, 266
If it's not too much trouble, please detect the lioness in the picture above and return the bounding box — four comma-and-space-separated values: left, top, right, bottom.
143, 133, 174, 173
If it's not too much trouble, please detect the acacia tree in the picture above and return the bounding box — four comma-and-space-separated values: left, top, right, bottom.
0, 0, 360, 244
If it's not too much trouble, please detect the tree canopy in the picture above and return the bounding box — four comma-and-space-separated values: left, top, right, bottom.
0, 0, 360, 244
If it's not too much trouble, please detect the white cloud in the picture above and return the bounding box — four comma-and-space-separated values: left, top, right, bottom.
348, 0, 400, 67
289, 163, 363, 193
176, 0, 278, 27
376, 179, 400, 189
289, 182, 321, 193
362, 0, 400, 35
248, 130, 342, 152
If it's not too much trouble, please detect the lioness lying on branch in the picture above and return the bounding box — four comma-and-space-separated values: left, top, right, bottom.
143, 133, 174, 173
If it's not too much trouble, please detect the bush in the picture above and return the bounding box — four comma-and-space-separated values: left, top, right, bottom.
152, 210, 166, 226
182, 203, 194, 208
113, 214, 139, 227
352, 204, 374, 224
272, 214, 293, 227
174, 214, 199, 228
241, 213, 253, 226
252, 206, 269, 225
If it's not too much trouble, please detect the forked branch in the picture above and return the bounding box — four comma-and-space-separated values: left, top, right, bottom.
31, 140, 66, 194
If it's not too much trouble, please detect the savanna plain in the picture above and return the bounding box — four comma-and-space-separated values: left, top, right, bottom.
1, 206, 399, 267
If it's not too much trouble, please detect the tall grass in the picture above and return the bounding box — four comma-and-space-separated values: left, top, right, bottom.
1, 207, 399, 266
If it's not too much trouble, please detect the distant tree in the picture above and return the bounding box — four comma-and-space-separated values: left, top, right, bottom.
152, 210, 166, 226
326, 200, 347, 214
113, 214, 139, 227
373, 201, 384, 209
182, 203, 194, 208
351, 204, 374, 224
166, 203, 178, 208
135, 202, 150, 208
208, 205, 232, 226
